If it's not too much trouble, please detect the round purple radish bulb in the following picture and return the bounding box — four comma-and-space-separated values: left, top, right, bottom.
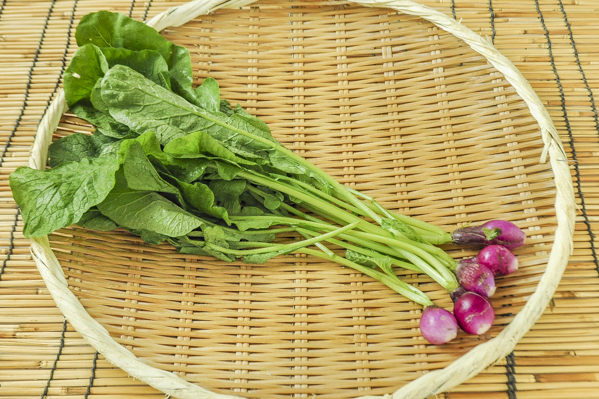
455, 258, 496, 297
451, 289, 495, 335
477, 245, 518, 276
452, 220, 526, 250
419, 306, 459, 345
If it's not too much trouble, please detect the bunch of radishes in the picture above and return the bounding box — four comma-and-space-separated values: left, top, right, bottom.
419, 220, 525, 345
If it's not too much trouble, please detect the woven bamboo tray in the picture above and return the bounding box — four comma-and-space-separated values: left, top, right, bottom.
24, 0, 575, 398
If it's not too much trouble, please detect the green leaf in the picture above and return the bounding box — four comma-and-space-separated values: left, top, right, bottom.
247, 186, 283, 211
173, 236, 234, 262
9, 156, 120, 237
118, 136, 187, 209
194, 77, 220, 112
219, 99, 234, 116
222, 228, 276, 244
232, 218, 277, 232
164, 158, 211, 183
100, 66, 196, 143
483, 227, 502, 241
163, 130, 255, 165
262, 196, 282, 211
96, 172, 203, 237
67, 44, 172, 141
13, 131, 190, 238
291, 173, 331, 196
75, 11, 194, 102
127, 228, 169, 245
202, 225, 229, 248
64, 41, 171, 107
90, 79, 110, 113
243, 251, 280, 264
63, 44, 108, 107
201, 225, 239, 261
266, 150, 330, 190
100, 65, 335, 190
100, 47, 171, 89
71, 104, 134, 139
268, 151, 306, 175
231, 104, 272, 137
48, 131, 120, 168
100, 65, 275, 160
239, 192, 270, 214
125, 130, 172, 165
177, 245, 219, 258
345, 249, 397, 278
77, 208, 118, 231
215, 161, 241, 181
346, 249, 392, 269
167, 45, 198, 105
381, 218, 427, 244
120, 140, 181, 198
208, 179, 246, 216
178, 180, 230, 224
164, 131, 248, 181
186, 223, 276, 244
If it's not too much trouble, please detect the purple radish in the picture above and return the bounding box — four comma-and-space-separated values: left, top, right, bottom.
451, 290, 495, 335
477, 245, 519, 276
419, 306, 459, 345
452, 220, 526, 249
455, 258, 496, 297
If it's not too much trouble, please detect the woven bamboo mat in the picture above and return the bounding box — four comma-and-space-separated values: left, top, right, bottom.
0, 0, 598, 398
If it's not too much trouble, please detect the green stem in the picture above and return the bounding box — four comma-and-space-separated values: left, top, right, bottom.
294, 230, 338, 258
331, 187, 451, 241
238, 234, 436, 306
228, 215, 336, 232
276, 174, 364, 214
187, 226, 296, 238
361, 200, 451, 241
275, 201, 452, 290
339, 232, 452, 290
279, 177, 447, 242
276, 178, 446, 242
409, 240, 456, 270
244, 175, 455, 269
234, 234, 438, 299
261, 195, 338, 258
238, 176, 457, 288
421, 235, 453, 246
201, 221, 359, 257
345, 189, 454, 248
339, 234, 448, 286
298, 247, 433, 307
295, 199, 455, 269
296, 227, 421, 274
239, 170, 363, 226
233, 240, 432, 305
298, 201, 456, 275
298, 202, 355, 228
348, 231, 459, 291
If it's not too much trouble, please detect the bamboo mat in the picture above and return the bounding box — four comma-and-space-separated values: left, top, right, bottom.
1, 0, 598, 398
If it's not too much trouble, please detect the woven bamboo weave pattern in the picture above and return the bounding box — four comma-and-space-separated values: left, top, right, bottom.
0, 0, 597, 398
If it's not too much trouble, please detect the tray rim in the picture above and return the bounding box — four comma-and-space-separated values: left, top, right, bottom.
26, 1, 576, 398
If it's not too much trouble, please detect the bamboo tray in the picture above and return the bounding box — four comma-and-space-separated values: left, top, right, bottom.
24, 0, 575, 398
